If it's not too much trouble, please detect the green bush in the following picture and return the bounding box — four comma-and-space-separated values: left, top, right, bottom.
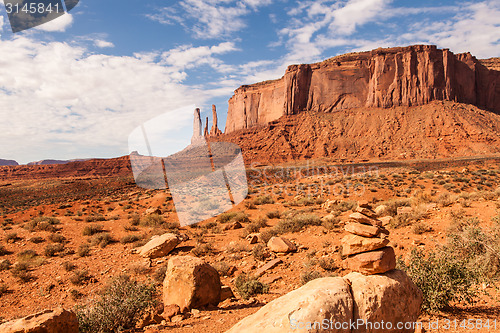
82, 224, 104, 236
90, 233, 114, 248
274, 213, 321, 234
24, 216, 60, 232
398, 248, 478, 312
235, 274, 268, 300
76, 275, 157, 333
44, 243, 65, 257
253, 195, 274, 205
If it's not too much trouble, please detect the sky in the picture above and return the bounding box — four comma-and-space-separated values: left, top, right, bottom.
0, 0, 499, 164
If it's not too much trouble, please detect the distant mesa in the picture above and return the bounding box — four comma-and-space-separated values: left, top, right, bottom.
0, 159, 18, 166
27, 159, 90, 166
225, 45, 500, 133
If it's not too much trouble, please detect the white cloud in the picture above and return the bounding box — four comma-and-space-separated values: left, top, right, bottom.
148, 0, 272, 39
94, 39, 114, 48
329, 0, 391, 35
0, 36, 210, 163
160, 42, 238, 72
35, 12, 73, 32
400, 1, 500, 58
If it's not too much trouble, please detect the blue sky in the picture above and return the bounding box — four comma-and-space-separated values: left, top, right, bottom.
0, 0, 499, 164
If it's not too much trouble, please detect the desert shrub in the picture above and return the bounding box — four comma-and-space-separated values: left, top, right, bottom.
24, 216, 60, 232
252, 244, 268, 261
300, 270, 323, 285
11, 263, 33, 282
44, 243, 65, 257
90, 233, 114, 248
78, 244, 91, 257
48, 233, 66, 243
82, 224, 104, 236
217, 212, 238, 223
234, 274, 269, 299
244, 201, 256, 209
63, 261, 77, 271
0, 283, 7, 296
120, 234, 142, 244
266, 210, 281, 219
70, 270, 91, 285
140, 213, 164, 227
5, 232, 19, 242
318, 257, 337, 271
17, 250, 44, 266
29, 236, 45, 244
390, 205, 429, 228
245, 222, 261, 234
445, 217, 500, 280
253, 195, 274, 205
70, 289, 83, 300
0, 259, 11, 271
212, 262, 232, 277
191, 242, 214, 257
226, 241, 250, 253
76, 275, 157, 333
398, 248, 479, 312
129, 213, 140, 226
0, 245, 9, 256
380, 198, 411, 217
412, 222, 433, 235
436, 193, 456, 207
85, 214, 106, 223
333, 200, 357, 213
274, 213, 321, 234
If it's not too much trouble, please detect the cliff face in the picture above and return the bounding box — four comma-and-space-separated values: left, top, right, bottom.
225, 45, 500, 133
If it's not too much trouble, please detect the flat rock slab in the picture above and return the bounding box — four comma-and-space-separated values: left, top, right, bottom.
349, 212, 382, 226
138, 233, 180, 259
0, 308, 79, 333
267, 236, 296, 253
345, 246, 396, 275
253, 258, 282, 277
345, 222, 381, 237
341, 234, 389, 256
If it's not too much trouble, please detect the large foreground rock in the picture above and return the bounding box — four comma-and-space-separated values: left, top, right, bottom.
345, 270, 423, 333
138, 233, 180, 258
226, 277, 353, 333
0, 308, 78, 333
163, 255, 221, 312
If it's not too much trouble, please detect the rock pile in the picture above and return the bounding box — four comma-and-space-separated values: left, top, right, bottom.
342, 201, 396, 275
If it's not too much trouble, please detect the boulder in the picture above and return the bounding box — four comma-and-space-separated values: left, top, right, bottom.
378, 216, 393, 227
348, 213, 382, 226
344, 247, 396, 275
344, 222, 380, 238
373, 205, 388, 217
344, 270, 423, 333
226, 277, 353, 333
163, 255, 221, 312
138, 233, 180, 259
0, 308, 78, 333
267, 236, 296, 253
341, 234, 389, 256
357, 200, 372, 209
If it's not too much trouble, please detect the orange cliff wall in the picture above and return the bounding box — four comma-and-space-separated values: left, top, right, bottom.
224, 45, 500, 133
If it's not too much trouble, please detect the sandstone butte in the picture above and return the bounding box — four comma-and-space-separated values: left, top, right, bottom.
224, 45, 500, 133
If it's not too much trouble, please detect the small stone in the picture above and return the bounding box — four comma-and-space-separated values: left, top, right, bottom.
220, 285, 235, 301
246, 233, 259, 244
267, 237, 296, 253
